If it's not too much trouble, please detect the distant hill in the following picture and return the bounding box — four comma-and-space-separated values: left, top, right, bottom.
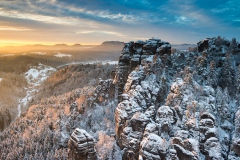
171, 43, 197, 50
71, 43, 81, 47
90, 41, 124, 51
0, 41, 124, 53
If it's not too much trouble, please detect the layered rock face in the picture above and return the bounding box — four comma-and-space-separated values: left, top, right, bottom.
88, 79, 115, 107
113, 38, 171, 102
68, 128, 96, 160
115, 37, 240, 159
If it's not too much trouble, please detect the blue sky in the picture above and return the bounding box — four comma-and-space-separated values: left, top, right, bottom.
0, 0, 239, 45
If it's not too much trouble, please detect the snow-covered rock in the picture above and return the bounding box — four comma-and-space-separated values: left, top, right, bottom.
68, 128, 96, 160
114, 37, 240, 159
88, 79, 114, 107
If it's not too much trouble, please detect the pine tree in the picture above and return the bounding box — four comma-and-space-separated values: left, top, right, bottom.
230, 38, 238, 54
215, 36, 223, 47
207, 61, 218, 88
235, 107, 240, 136
219, 55, 236, 95
236, 66, 240, 93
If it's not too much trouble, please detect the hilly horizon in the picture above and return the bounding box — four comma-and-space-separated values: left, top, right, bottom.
0, 41, 197, 54
0, 41, 126, 53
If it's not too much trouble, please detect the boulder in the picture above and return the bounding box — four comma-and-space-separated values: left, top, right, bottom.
68, 128, 96, 160
197, 39, 209, 52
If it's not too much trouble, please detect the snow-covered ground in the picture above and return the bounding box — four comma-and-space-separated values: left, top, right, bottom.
54, 52, 72, 58
57, 60, 118, 68
79, 60, 118, 65
103, 61, 118, 65
32, 52, 46, 55
17, 63, 56, 117
180, 49, 188, 52
0, 54, 15, 57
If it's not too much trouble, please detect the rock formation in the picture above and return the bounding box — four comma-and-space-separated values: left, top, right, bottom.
88, 79, 115, 107
114, 38, 171, 102
114, 37, 240, 159
68, 128, 96, 160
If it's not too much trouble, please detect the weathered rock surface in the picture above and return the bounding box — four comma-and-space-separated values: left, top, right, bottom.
88, 79, 115, 107
68, 128, 96, 160
114, 38, 171, 102
114, 37, 240, 159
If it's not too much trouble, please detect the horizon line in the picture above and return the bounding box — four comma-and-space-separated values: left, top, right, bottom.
0, 41, 197, 48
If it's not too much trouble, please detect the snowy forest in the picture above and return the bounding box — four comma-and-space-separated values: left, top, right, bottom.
1, 36, 240, 160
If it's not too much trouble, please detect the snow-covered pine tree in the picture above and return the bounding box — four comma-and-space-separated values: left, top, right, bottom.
207, 60, 218, 88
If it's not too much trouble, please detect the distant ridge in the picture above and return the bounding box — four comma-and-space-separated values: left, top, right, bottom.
91, 41, 124, 51
171, 43, 197, 50
0, 41, 126, 53
53, 44, 69, 47
71, 43, 81, 47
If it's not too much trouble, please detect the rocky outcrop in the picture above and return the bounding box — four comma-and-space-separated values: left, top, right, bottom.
114, 38, 171, 102
114, 38, 173, 159
229, 107, 240, 158
197, 38, 210, 52
197, 37, 231, 53
114, 37, 240, 159
88, 79, 115, 107
68, 128, 96, 160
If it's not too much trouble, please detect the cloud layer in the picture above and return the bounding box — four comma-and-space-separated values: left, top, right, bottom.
0, 0, 239, 45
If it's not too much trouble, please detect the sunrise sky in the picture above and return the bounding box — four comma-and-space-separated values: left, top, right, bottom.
0, 0, 240, 46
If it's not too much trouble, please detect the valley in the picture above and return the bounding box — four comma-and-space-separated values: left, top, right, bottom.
0, 41, 123, 133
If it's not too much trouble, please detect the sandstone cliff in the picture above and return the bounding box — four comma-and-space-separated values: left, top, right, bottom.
114, 37, 240, 159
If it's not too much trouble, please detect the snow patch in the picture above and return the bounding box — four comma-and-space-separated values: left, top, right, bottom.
54, 52, 72, 58
77, 60, 118, 65
0, 54, 14, 57
17, 63, 56, 117
103, 61, 118, 65
57, 60, 118, 68
32, 52, 46, 55
171, 78, 184, 93
145, 55, 154, 62
25, 63, 56, 85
